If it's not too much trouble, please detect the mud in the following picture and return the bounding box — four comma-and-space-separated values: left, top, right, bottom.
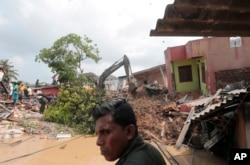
0, 135, 114, 165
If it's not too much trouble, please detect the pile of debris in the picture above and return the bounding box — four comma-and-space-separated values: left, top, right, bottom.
129, 94, 189, 145
0, 96, 41, 121
0, 96, 74, 141
129, 86, 250, 160
106, 86, 203, 145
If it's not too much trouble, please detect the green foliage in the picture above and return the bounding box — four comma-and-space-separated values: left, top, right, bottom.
44, 82, 103, 134
0, 59, 19, 81
36, 33, 104, 134
35, 33, 101, 83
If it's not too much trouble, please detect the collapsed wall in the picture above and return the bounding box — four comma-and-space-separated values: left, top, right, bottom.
215, 68, 250, 89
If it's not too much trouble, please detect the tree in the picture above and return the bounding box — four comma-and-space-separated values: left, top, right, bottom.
44, 83, 103, 134
0, 59, 19, 81
35, 33, 101, 84
36, 34, 103, 134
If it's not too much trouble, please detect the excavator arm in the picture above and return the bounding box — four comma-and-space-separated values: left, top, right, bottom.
97, 55, 135, 90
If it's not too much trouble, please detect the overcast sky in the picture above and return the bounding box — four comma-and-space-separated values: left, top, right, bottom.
0, 0, 200, 84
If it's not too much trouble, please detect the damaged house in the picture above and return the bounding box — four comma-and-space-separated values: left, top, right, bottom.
117, 64, 167, 94
132, 64, 167, 87
164, 37, 250, 96
148, 0, 250, 161
175, 88, 250, 160
132, 64, 167, 95
150, 0, 250, 96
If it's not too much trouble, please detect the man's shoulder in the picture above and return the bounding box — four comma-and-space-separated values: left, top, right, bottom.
134, 141, 164, 156
125, 141, 166, 165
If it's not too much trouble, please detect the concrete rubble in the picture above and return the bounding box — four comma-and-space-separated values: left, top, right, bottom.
0, 96, 74, 144
1, 84, 249, 163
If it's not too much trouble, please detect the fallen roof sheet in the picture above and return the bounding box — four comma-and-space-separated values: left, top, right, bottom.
190, 89, 248, 121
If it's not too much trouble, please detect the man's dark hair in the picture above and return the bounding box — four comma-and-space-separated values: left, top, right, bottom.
92, 99, 138, 134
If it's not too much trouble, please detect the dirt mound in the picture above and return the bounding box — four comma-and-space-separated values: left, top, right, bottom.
129, 95, 187, 145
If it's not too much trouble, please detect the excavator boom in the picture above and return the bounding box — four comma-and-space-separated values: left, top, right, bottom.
97, 55, 136, 92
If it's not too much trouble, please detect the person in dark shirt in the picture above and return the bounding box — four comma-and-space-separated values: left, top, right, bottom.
92, 99, 166, 165
39, 96, 48, 114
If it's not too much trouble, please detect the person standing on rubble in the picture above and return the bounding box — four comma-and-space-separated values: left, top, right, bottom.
18, 83, 26, 101
39, 95, 48, 114
13, 82, 19, 91
92, 99, 166, 165
12, 88, 19, 110
26, 86, 32, 99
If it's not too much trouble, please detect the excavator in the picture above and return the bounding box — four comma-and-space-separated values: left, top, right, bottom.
97, 55, 137, 94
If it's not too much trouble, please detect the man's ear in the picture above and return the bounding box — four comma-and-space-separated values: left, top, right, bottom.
125, 124, 136, 140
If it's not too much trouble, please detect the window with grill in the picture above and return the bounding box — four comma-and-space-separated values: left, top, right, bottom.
178, 65, 192, 82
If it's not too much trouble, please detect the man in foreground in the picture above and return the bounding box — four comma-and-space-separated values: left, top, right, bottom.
92, 99, 166, 165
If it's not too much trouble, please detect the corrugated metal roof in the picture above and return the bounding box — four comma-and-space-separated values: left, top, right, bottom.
175, 87, 249, 148
187, 88, 248, 122
190, 102, 223, 121
150, 0, 250, 36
